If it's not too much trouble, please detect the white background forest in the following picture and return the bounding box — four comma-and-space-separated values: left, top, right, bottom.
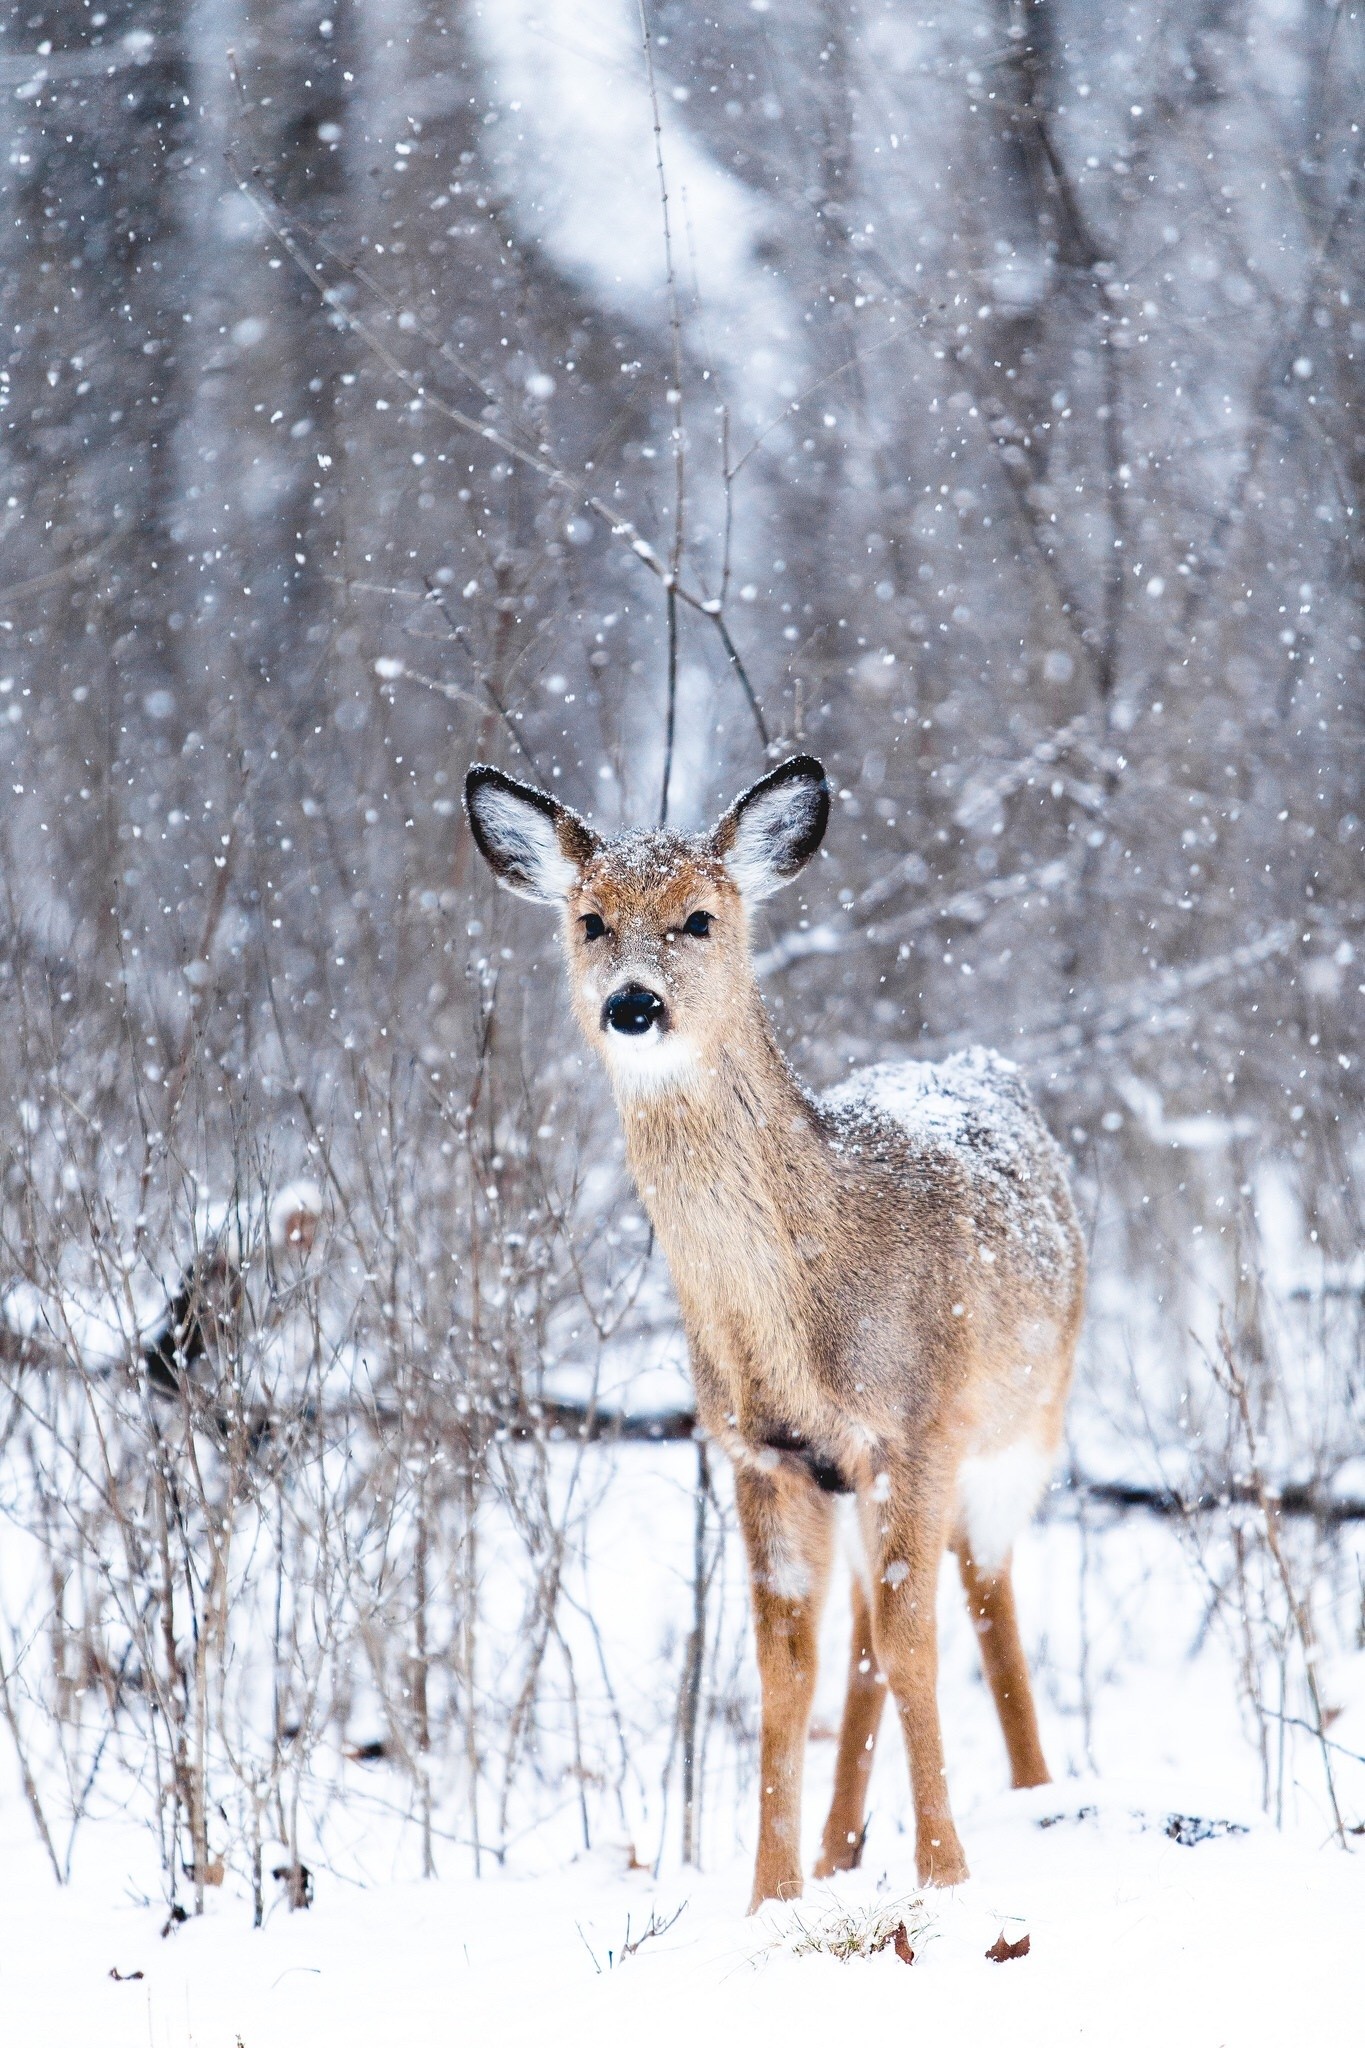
1, 1, 1364, 2040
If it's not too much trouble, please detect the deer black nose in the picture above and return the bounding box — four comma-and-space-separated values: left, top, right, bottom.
602, 983, 666, 1036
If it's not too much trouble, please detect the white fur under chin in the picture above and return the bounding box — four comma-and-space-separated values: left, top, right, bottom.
602, 1027, 701, 1097
955, 1440, 1052, 1573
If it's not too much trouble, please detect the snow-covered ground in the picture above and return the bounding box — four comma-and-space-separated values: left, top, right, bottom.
3, 1493, 1360, 2047
5, 1760, 1359, 2046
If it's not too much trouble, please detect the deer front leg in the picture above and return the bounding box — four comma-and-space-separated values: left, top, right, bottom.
870, 1484, 969, 1888
734, 1462, 835, 1911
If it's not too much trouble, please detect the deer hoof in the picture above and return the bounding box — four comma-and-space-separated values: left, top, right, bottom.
917, 1839, 969, 1888
748, 1871, 804, 1913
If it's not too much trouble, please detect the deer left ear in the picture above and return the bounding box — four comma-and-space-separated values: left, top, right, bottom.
710, 754, 830, 901
465, 765, 598, 902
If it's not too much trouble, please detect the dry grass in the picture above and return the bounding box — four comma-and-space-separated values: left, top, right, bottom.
769, 1893, 931, 1964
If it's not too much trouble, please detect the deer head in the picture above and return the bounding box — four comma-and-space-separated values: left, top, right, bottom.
464, 756, 830, 1094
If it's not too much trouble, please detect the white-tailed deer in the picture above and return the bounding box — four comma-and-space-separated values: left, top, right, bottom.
465, 754, 1084, 1904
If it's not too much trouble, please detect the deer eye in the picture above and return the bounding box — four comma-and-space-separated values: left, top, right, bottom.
581, 911, 608, 942
682, 909, 713, 938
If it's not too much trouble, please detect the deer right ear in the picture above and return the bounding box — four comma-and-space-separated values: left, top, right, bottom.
710, 754, 830, 901
464, 765, 598, 902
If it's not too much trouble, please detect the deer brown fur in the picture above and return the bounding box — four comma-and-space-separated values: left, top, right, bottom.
465, 754, 1085, 1904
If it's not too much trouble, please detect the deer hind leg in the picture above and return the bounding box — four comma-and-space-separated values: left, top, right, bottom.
957, 1548, 1050, 1789
814, 1567, 885, 1877
734, 1463, 835, 1911
869, 1483, 969, 1888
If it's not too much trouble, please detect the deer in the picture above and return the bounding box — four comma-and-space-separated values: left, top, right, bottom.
464, 752, 1085, 1907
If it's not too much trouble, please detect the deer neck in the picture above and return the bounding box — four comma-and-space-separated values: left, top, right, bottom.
609, 991, 834, 1410
614, 995, 818, 1184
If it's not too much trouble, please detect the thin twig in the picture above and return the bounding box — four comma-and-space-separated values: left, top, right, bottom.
639, 0, 690, 819
419, 579, 541, 773
226, 149, 772, 757
1209, 1319, 1348, 1846
0, 1627, 63, 1885
660, 585, 679, 824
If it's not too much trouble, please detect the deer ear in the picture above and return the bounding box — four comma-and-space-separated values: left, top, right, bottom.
710, 754, 830, 901
464, 765, 598, 903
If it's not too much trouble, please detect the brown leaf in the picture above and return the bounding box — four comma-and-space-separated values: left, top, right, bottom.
986, 1931, 1031, 1963
892, 1921, 916, 1966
